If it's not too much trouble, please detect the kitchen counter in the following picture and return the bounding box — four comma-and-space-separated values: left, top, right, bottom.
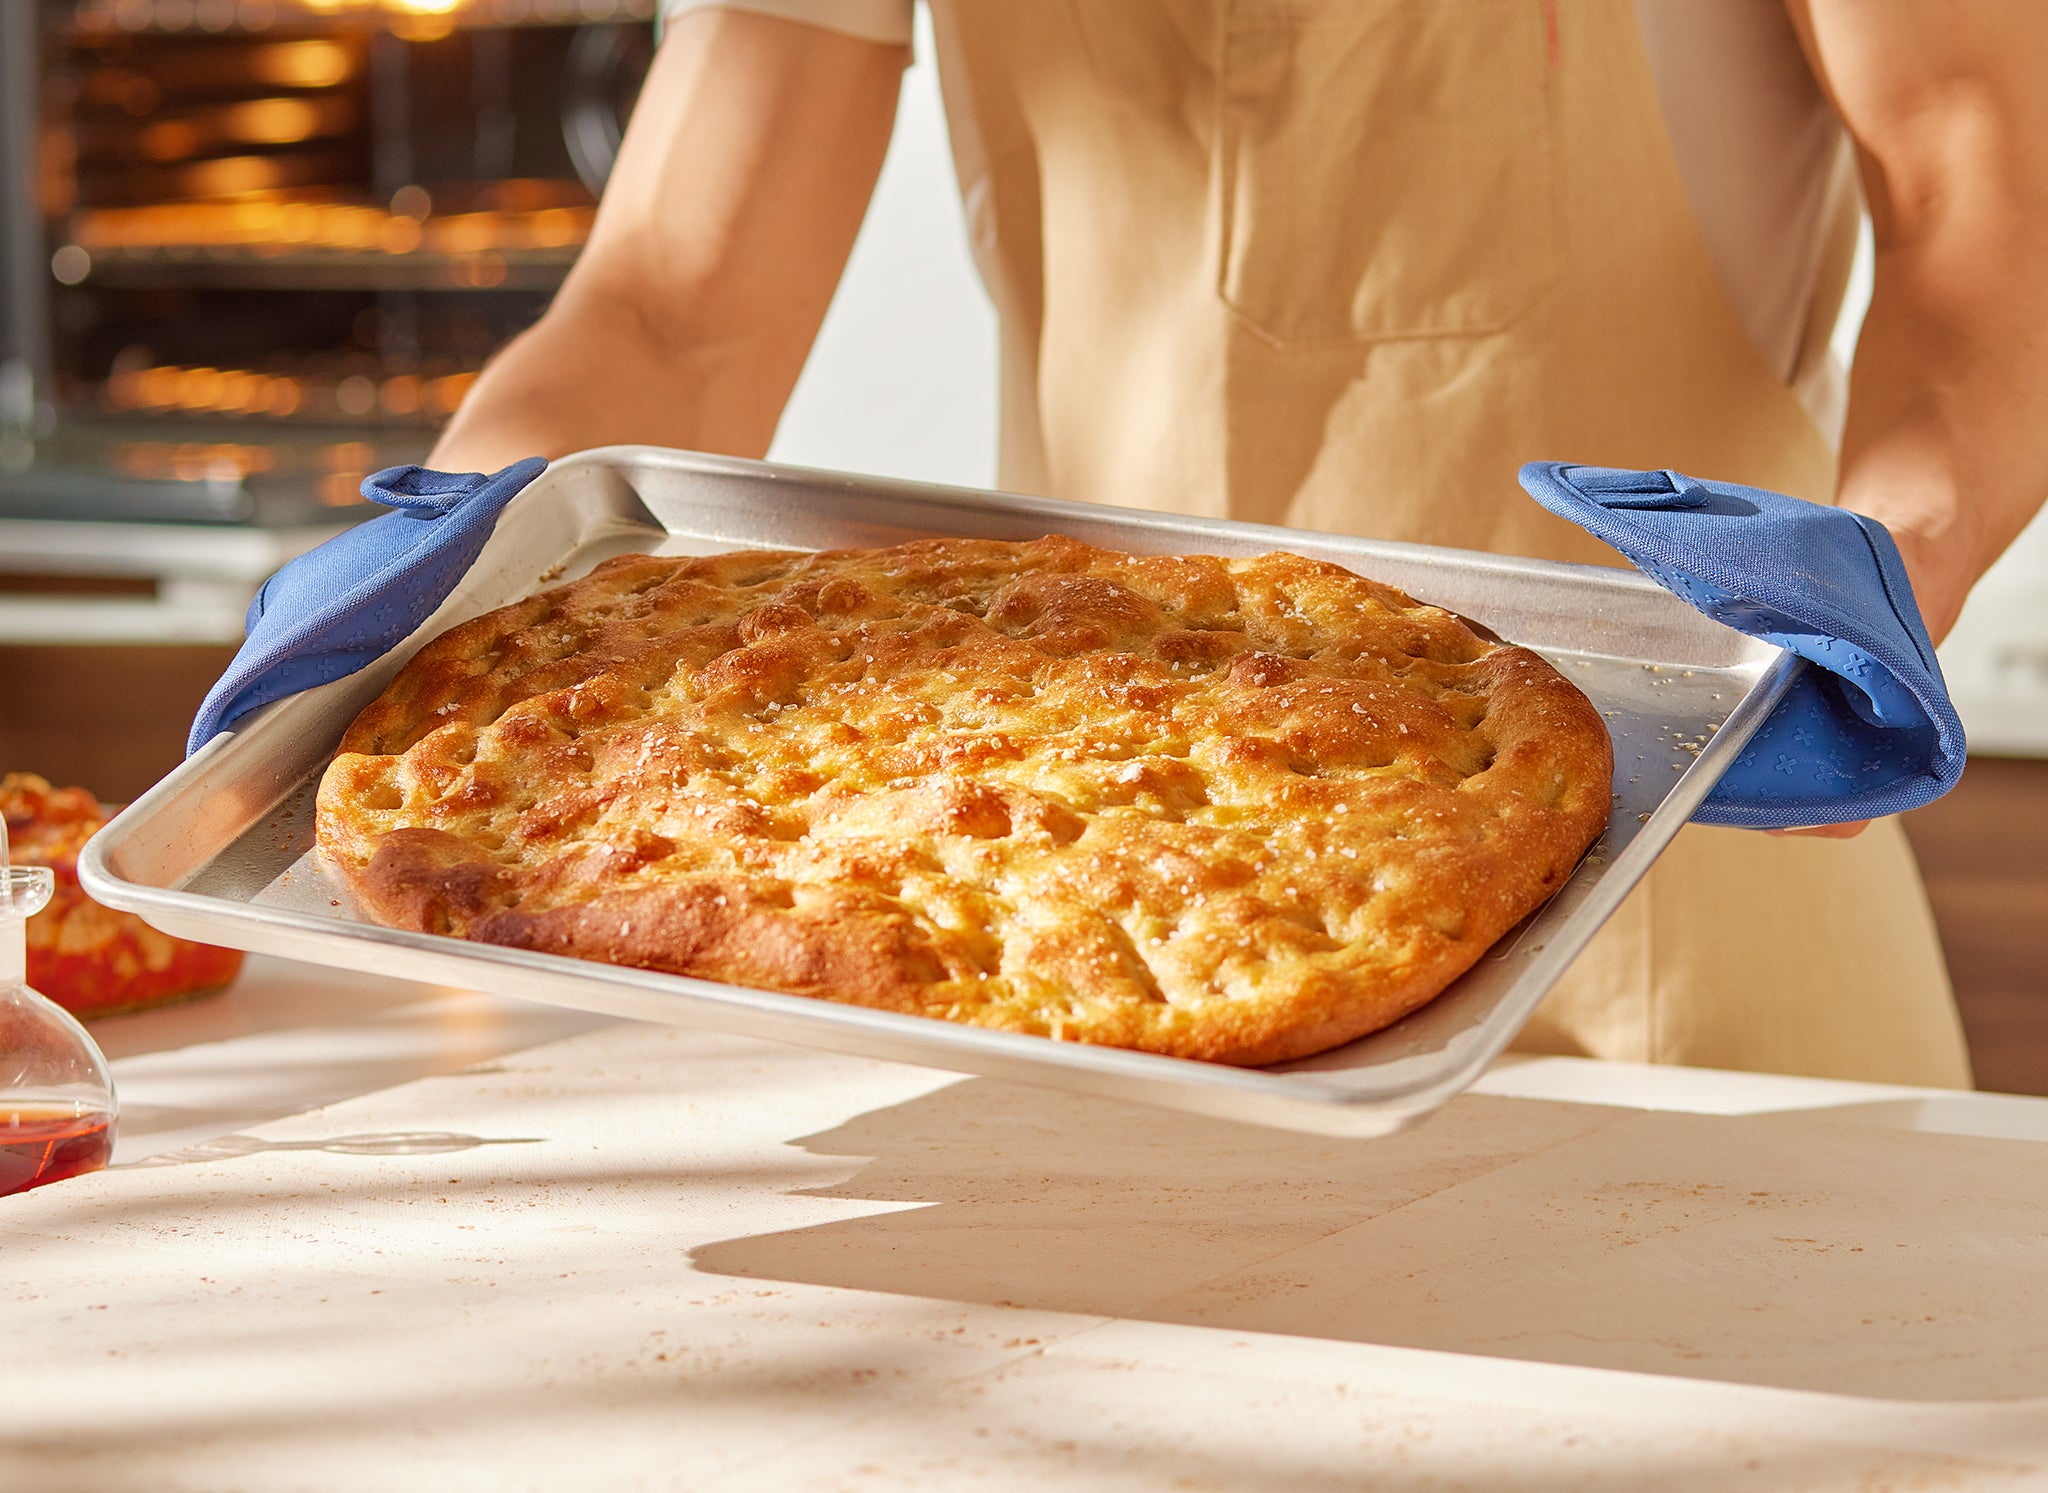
6, 956, 2048, 1490
0, 515, 350, 645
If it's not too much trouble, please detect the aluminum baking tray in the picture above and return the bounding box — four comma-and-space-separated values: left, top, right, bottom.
83, 446, 1799, 1137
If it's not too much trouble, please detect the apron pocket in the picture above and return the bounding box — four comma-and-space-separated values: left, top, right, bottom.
1217, 0, 1559, 347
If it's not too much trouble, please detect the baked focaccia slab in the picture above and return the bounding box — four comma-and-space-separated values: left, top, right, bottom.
315, 536, 1612, 1065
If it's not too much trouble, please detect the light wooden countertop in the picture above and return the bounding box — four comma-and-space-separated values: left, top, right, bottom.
5, 956, 2046, 1491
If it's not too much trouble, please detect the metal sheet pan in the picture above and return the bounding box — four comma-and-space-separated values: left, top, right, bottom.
81, 446, 1799, 1137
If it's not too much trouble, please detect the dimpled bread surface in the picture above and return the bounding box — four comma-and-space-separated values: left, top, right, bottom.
314, 536, 1613, 1065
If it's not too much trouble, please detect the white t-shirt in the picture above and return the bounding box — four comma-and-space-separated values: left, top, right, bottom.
659, 0, 1847, 389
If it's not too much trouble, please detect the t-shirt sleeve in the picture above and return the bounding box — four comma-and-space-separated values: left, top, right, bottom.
657, 0, 915, 47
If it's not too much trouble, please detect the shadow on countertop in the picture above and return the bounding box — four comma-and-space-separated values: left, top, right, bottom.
693, 1077, 2048, 1403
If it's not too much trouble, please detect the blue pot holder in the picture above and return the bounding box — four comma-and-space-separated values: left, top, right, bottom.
187, 458, 547, 755
188, 455, 1963, 830
1520, 462, 1963, 829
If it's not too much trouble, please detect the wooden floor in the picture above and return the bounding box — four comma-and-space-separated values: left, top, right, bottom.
1903, 756, 2048, 1096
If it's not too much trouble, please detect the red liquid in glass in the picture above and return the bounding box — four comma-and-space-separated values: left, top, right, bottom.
0, 1107, 114, 1195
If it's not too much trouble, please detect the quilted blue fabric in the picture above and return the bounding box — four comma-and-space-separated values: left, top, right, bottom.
1519, 462, 1964, 829
187, 458, 547, 754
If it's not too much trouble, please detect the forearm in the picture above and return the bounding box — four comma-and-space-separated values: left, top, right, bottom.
1791, 0, 2048, 646
429, 274, 789, 469
1836, 208, 2048, 645
429, 10, 905, 473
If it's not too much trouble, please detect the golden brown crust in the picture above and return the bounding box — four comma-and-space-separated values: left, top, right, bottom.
315, 536, 1612, 1065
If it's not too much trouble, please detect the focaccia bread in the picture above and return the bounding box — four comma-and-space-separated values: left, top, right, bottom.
315, 536, 1612, 1065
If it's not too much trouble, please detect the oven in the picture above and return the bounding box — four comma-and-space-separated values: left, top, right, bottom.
0, 0, 653, 527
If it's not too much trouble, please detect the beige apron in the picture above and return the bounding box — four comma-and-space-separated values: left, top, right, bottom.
925, 0, 1971, 1086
